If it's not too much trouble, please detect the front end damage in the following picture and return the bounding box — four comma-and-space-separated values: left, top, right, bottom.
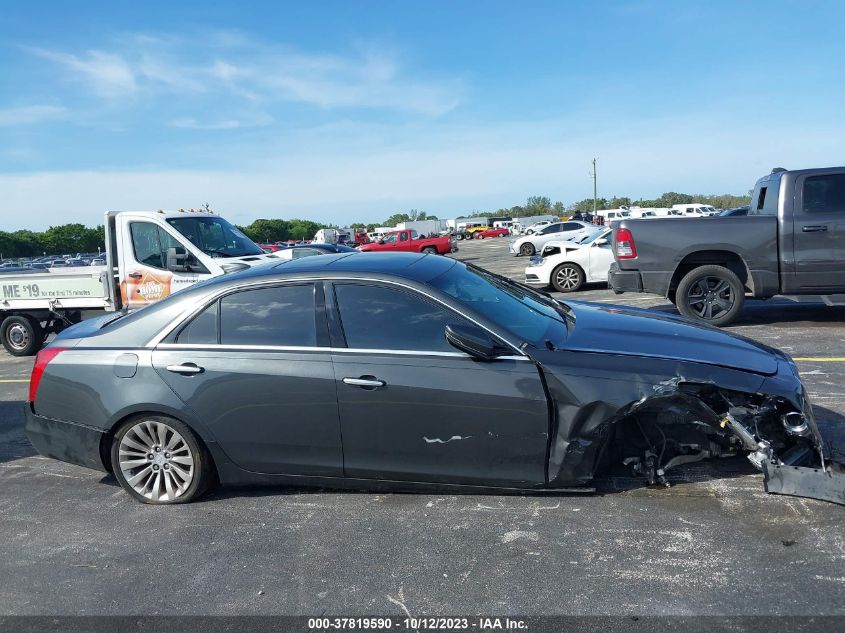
540, 358, 845, 505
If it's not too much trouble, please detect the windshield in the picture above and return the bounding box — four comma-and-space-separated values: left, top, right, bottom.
166, 216, 263, 257
430, 263, 569, 348
576, 230, 606, 244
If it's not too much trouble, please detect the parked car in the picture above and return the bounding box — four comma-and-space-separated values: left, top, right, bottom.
258, 243, 286, 253
90, 258, 106, 266
609, 167, 845, 326
456, 224, 488, 241
472, 227, 510, 239
26, 252, 838, 505
508, 221, 592, 256
524, 220, 554, 235
357, 229, 456, 255
274, 243, 358, 259
717, 205, 750, 217
524, 229, 614, 292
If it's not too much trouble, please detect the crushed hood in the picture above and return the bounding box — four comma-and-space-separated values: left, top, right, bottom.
558, 301, 783, 376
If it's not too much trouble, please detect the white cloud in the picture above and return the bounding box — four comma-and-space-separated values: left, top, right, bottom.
0, 105, 67, 126
169, 113, 273, 130
28, 47, 137, 98
24, 36, 463, 117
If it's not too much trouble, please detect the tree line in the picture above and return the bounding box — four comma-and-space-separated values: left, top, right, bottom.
0, 190, 752, 258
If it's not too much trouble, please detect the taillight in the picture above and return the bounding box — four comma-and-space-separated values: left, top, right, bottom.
615, 228, 637, 259
29, 347, 66, 404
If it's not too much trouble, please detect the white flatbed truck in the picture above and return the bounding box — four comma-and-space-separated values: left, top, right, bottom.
0, 209, 280, 356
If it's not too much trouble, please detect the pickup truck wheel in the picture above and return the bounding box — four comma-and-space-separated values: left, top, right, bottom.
422, 246, 438, 255
676, 265, 745, 326
1, 315, 45, 357
551, 264, 585, 293
463, 232, 472, 241
519, 243, 535, 256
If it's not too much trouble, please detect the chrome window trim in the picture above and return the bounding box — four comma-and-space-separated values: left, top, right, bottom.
154, 342, 527, 361
146, 275, 528, 357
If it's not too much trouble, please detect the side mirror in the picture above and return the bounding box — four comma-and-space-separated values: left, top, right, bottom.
445, 324, 504, 361
594, 238, 608, 246
166, 246, 188, 272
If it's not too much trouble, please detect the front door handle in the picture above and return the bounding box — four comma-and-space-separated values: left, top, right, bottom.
166, 363, 204, 375
128, 272, 143, 279
802, 225, 828, 232
342, 377, 386, 388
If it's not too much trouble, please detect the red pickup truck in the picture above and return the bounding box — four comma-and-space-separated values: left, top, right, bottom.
357, 229, 457, 255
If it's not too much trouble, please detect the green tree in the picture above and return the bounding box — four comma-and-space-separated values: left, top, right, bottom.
524, 195, 552, 215
239, 219, 290, 243
287, 219, 322, 241
383, 213, 411, 227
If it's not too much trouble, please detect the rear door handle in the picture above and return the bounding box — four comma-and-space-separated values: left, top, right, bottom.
128, 272, 143, 279
342, 377, 386, 388
802, 225, 828, 232
166, 363, 204, 375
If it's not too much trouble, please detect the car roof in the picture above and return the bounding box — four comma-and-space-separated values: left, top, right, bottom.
272, 252, 456, 281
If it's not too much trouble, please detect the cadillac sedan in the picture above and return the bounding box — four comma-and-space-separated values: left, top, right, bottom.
26, 252, 841, 505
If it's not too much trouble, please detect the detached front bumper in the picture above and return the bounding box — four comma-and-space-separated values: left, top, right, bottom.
607, 263, 643, 294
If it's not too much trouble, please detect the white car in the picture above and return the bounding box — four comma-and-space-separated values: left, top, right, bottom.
524, 220, 553, 235
523, 228, 614, 292
508, 221, 592, 256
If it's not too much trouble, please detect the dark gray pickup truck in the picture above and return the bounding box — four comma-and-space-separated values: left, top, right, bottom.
608, 166, 845, 325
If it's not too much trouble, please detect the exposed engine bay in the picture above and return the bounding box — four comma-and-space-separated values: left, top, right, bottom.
604, 382, 844, 505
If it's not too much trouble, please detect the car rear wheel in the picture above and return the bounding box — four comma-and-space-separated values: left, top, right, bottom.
551, 264, 584, 293
476, 233, 484, 239
422, 246, 437, 255
1, 315, 44, 357
112, 415, 212, 504
676, 265, 745, 326
519, 242, 535, 256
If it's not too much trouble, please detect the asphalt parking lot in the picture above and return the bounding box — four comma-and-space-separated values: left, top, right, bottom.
1, 239, 844, 616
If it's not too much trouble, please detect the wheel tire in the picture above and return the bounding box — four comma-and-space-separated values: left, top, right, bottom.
476, 233, 484, 240
551, 264, 585, 293
675, 265, 745, 326
422, 246, 437, 255
111, 415, 212, 504
519, 242, 535, 257
463, 232, 472, 241
456, 233, 464, 241
1, 315, 44, 357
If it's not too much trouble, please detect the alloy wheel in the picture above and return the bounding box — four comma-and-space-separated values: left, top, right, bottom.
687, 276, 734, 320
118, 420, 195, 502
555, 267, 581, 291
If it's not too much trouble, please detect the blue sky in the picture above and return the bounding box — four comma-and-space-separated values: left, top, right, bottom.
2, 0, 845, 229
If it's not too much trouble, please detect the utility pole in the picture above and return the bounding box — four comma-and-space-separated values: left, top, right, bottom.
590, 157, 598, 214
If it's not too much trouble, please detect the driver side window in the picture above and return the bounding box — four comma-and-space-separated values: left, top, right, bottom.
334, 284, 465, 352
130, 222, 181, 270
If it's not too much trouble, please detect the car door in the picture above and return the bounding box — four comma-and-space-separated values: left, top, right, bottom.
532, 223, 564, 249
587, 234, 614, 282
119, 219, 213, 309
792, 171, 845, 291
152, 282, 343, 476
328, 281, 549, 487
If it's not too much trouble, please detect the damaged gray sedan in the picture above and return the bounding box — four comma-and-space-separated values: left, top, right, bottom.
26, 252, 843, 505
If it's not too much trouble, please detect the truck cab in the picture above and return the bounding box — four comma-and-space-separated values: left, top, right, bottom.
107, 210, 275, 310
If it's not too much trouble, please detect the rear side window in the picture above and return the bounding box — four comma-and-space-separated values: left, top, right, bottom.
540, 223, 562, 234
216, 285, 318, 346
334, 284, 461, 352
803, 174, 845, 213
176, 303, 218, 344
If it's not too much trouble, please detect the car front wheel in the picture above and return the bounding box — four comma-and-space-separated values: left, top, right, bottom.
112, 416, 212, 504
675, 265, 745, 326
519, 242, 535, 256
551, 263, 584, 293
